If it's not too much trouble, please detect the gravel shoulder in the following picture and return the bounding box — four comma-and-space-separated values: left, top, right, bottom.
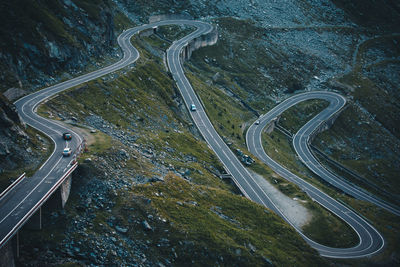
250, 170, 312, 228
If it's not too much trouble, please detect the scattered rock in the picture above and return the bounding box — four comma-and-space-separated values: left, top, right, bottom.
142, 220, 152, 231
248, 243, 256, 253
115, 226, 128, 234
263, 256, 273, 265
212, 72, 220, 82
235, 248, 241, 256
3, 87, 27, 102
151, 175, 164, 182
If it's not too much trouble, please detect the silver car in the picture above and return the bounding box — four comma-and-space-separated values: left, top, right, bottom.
62, 147, 72, 157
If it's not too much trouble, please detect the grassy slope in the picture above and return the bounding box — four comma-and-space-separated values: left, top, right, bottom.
318, 33, 400, 197
265, 99, 400, 264
278, 99, 329, 134
314, 104, 400, 199
132, 175, 323, 266
185, 16, 400, 263
29, 31, 325, 266
185, 19, 360, 248
339, 68, 400, 139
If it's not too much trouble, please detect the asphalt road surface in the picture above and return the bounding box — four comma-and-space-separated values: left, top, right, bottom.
248, 91, 399, 216
0, 19, 389, 259
292, 92, 400, 216
167, 25, 385, 258
246, 91, 391, 257
0, 19, 214, 249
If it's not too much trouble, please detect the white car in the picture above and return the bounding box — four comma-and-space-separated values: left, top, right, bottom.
62, 147, 72, 157
255, 120, 260, 125
190, 104, 197, 111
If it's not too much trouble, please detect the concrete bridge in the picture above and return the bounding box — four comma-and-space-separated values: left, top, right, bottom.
0, 162, 77, 267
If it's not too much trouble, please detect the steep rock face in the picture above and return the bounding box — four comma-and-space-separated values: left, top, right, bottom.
0, 94, 28, 171
0, 0, 124, 93
0, 92, 54, 191
0, 0, 131, 184
0, 0, 115, 186
0, 95, 22, 128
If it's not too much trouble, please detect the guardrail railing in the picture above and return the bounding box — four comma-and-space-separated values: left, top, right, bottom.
0, 162, 78, 248
0, 173, 26, 201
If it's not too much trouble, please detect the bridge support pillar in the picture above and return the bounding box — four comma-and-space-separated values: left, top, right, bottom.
42, 174, 72, 211
60, 174, 72, 208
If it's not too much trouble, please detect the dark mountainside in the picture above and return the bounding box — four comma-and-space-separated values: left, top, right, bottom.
0, 0, 399, 266
332, 0, 400, 31
0, 95, 29, 174
0, 0, 130, 190
0, 93, 52, 191
0, 0, 129, 94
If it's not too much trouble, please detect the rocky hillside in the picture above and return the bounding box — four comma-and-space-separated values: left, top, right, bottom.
0, 95, 26, 167
0, 0, 131, 189
14, 30, 325, 266
0, 94, 51, 191
332, 0, 400, 31
0, 0, 131, 93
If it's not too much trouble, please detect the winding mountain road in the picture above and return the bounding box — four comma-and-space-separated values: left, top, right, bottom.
0, 19, 391, 259
292, 93, 400, 216
0, 19, 213, 249
247, 91, 400, 216
167, 27, 385, 258
247, 91, 397, 257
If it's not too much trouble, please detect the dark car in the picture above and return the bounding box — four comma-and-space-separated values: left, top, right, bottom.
63, 133, 72, 140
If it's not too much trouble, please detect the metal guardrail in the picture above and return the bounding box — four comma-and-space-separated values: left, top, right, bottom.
0, 173, 26, 201
0, 141, 83, 249
0, 162, 78, 248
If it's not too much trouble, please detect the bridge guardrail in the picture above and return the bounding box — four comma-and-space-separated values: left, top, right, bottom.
0, 162, 78, 248
0, 173, 26, 201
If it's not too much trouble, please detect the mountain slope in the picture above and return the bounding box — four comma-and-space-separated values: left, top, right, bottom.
0, 0, 131, 93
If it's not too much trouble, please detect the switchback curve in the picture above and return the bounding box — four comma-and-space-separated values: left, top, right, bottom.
0, 19, 387, 259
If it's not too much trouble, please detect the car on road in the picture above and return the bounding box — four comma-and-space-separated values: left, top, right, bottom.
62, 147, 72, 157
190, 104, 197, 111
63, 133, 72, 140
255, 120, 260, 125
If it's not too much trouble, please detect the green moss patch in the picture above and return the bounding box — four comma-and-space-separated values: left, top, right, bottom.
130, 174, 325, 266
